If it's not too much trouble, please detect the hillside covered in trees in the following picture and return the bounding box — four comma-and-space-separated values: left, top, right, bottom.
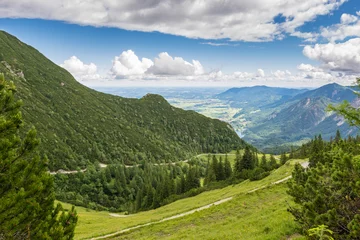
0, 31, 245, 171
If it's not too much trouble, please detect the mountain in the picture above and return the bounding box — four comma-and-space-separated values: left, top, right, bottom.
217, 85, 307, 108
290, 83, 357, 102
243, 83, 359, 152
0, 31, 245, 170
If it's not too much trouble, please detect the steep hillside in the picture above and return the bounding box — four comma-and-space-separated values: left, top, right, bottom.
0, 31, 245, 170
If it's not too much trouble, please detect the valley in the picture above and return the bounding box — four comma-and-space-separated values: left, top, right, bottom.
1, 8, 360, 239
96, 84, 359, 153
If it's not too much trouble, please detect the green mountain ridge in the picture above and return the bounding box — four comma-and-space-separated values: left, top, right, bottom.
0, 31, 245, 170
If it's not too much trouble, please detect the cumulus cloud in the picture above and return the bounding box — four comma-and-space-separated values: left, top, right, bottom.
257, 69, 265, 77
0, 0, 346, 42
303, 38, 360, 73
111, 50, 153, 77
110, 50, 204, 78
340, 13, 358, 24
272, 70, 291, 78
147, 52, 204, 76
60, 56, 100, 81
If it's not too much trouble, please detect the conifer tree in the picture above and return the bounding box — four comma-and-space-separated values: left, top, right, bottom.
234, 149, 242, 173
241, 146, 254, 170
217, 156, 225, 181
280, 152, 287, 165
0, 74, 77, 239
224, 155, 232, 179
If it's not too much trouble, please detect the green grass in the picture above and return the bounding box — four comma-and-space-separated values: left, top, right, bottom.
113, 184, 304, 240
60, 159, 306, 239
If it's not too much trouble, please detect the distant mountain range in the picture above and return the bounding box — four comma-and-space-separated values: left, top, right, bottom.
217, 83, 359, 153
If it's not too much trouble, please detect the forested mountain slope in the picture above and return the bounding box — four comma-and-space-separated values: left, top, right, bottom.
0, 31, 245, 170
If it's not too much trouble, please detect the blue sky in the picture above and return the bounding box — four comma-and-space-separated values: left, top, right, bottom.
0, 0, 359, 87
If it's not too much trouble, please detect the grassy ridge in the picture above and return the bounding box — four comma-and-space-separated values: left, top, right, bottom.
60, 159, 306, 239
0, 31, 244, 170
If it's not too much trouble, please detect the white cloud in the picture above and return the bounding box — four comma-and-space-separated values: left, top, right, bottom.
257, 69, 265, 77
303, 38, 360, 73
200, 42, 239, 47
320, 15, 360, 42
297, 63, 323, 72
111, 50, 153, 77
340, 13, 358, 24
60, 56, 100, 81
0, 0, 346, 42
291, 31, 318, 42
147, 52, 204, 76
272, 70, 291, 78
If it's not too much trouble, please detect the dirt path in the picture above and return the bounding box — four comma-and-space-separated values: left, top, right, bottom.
50, 153, 236, 175
49, 169, 86, 175
91, 197, 233, 240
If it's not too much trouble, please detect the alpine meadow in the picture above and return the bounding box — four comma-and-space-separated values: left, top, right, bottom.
1, 1, 360, 240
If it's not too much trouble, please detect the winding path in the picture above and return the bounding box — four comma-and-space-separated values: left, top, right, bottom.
88, 161, 309, 240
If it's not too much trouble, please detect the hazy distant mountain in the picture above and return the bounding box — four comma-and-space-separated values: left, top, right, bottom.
246, 84, 358, 152
218, 83, 359, 153
217, 85, 307, 108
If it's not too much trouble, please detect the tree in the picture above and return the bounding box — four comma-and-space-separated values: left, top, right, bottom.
280, 152, 287, 165
0, 74, 77, 239
328, 78, 360, 127
241, 146, 254, 170
287, 149, 360, 239
334, 129, 342, 144
224, 155, 232, 179
234, 149, 242, 173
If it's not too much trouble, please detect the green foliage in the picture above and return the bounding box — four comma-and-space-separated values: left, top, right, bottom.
308, 225, 334, 240
328, 78, 360, 128
288, 144, 360, 239
0, 31, 245, 171
0, 74, 77, 239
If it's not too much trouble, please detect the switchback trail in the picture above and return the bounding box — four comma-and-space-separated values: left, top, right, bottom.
88, 162, 308, 240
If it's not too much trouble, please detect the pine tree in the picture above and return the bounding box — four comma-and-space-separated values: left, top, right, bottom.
260, 154, 267, 170
217, 156, 225, 181
280, 152, 287, 165
0, 74, 77, 239
241, 146, 254, 170
334, 129, 342, 143
224, 155, 232, 179
234, 149, 242, 173
269, 155, 277, 170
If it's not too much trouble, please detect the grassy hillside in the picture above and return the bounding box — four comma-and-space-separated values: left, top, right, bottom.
0, 31, 244, 170
112, 184, 302, 240
59, 158, 306, 239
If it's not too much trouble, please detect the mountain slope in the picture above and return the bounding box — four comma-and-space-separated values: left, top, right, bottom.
0, 31, 244, 170
244, 84, 359, 152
